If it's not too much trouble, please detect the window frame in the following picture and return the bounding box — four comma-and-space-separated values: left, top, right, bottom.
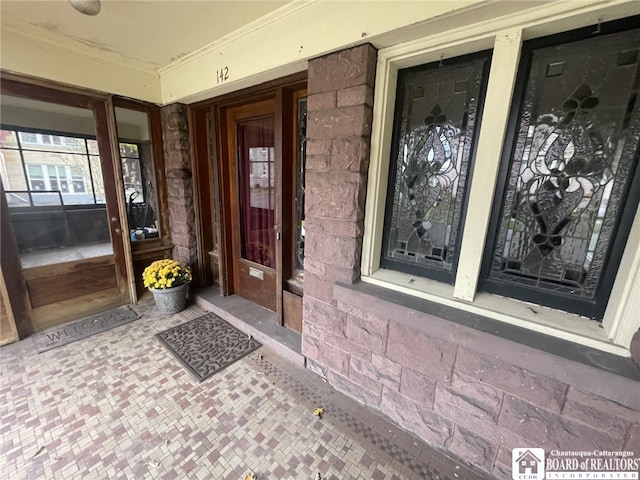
119, 142, 145, 204
2, 126, 149, 208
380, 50, 492, 284
3, 126, 100, 205
479, 21, 640, 320
361, 6, 640, 355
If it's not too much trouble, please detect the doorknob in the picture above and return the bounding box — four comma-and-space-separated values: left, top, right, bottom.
115, 228, 121, 234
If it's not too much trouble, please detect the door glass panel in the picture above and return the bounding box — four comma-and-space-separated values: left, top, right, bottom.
114, 107, 161, 242
238, 116, 275, 268
87, 139, 100, 155
0, 96, 113, 268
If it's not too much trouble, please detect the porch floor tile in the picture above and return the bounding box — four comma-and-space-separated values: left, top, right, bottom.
0, 302, 494, 479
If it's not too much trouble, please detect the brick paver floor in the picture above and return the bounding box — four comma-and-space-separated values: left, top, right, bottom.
0, 302, 494, 479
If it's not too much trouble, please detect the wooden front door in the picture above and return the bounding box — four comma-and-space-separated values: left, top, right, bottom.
0, 78, 130, 332
224, 99, 278, 311
208, 81, 306, 332
202, 80, 306, 332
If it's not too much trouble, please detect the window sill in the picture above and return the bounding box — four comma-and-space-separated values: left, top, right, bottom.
336, 279, 640, 410
364, 268, 623, 355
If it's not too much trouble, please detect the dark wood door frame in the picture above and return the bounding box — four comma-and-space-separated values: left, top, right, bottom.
0, 74, 132, 330
112, 97, 172, 301
96, 97, 130, 303
189, 106, 217, 289
190, 73, 307, 330
0, 179, 32, 337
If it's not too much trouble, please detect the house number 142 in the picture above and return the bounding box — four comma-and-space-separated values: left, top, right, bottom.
217, 67, 229, 84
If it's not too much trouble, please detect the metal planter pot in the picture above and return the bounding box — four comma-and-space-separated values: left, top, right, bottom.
149, 283, 188, 314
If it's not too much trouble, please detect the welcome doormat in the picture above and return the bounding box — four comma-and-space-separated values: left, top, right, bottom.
156, 313, 261, 382
32, 305, 140, 353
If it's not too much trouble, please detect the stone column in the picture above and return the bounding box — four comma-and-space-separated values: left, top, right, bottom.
302, 44, 377, 374
161, 103, 198, 269
304, 44, 376, 298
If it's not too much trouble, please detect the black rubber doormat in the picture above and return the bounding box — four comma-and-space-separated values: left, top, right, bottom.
156, 313, 261, 382
32, 305, 140, 353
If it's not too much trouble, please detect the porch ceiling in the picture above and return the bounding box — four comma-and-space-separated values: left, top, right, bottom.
0, 0, 290, 73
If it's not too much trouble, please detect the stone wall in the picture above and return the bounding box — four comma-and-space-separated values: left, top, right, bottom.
333, 285, 640, 478
161, 103, 198, 268
301, 44, 640, 479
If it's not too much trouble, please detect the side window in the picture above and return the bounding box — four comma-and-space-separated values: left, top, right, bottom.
482, 25, 640, 319
114, 106, 162, 242
381, 52, 491, 283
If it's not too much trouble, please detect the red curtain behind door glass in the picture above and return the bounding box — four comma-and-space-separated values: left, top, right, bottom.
238, 117, 275, 268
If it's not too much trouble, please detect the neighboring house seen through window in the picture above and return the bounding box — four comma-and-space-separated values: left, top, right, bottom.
26, 164, 86, 194
1, 128, 145, 208
1, 128, 103, 206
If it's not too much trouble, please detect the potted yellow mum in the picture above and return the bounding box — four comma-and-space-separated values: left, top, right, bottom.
143, 259, 192, 314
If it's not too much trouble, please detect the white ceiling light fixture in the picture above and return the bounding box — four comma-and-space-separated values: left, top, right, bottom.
68, 0, 101, 16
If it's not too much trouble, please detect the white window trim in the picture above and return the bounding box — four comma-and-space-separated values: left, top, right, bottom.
362, 2, 640, 356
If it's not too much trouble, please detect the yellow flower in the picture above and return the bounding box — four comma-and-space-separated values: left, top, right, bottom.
142, 259, 192, 290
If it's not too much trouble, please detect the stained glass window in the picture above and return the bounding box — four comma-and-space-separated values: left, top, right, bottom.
483, 26, 640, 319
295, 97, 307, 271
382, 52, 491, 282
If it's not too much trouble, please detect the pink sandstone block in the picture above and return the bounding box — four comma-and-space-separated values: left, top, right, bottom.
624, 423, 640, 453
337, 85, 374, 108
305, 172, 366, 221
371, 353, 402, 390
303, 297, 346, 335
328, 370, 382, 407
381, 387, 453, 448
449, 425, 498, 470
498, 395, 621, 451
345, 313, 388, 354
348, 357, 385, 396
350, 354, 398, 391
386, 322, 456, 382
399, 367, 436, 406
304, 217, 364, 238
434, 372, 504, 423
562, 387, 636, 439
307, 44, 377, 94
330, 136, 371, 172
455, 347, 567, 413
308, 91, 337, 111
324, 329, 371, 360
307, 105, 373, 139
